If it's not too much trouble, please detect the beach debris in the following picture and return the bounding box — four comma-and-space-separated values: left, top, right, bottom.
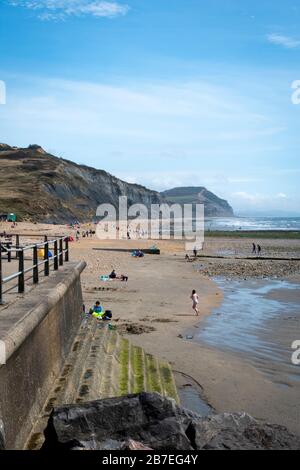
118, 322, 156, 335
42, 393, 300, 450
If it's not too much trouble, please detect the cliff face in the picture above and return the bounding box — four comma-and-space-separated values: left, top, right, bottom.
161, 187, 234, 217
0, 145, 234, 222
0, 144, 162, 223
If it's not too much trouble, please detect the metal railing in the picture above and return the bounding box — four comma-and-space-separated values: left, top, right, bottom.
0, 236, 69, 305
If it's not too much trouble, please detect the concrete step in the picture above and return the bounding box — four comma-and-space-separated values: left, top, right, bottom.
25, 317, 179, 450
25, 315, 98, 449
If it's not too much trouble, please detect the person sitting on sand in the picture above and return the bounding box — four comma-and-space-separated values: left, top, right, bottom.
90, 302, 113, 321
191, 289, 199, 316
135, 249, 144, 258
109, 269, 117, 279
89, 301, 104, 315
120, 274, 128, 282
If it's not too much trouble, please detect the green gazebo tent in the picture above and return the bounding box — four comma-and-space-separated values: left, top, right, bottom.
7, 213, 17, 222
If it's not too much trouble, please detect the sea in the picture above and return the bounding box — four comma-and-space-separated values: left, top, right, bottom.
204, 216, 300, 232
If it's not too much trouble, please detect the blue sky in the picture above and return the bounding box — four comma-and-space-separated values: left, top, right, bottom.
1, 0, 300, 214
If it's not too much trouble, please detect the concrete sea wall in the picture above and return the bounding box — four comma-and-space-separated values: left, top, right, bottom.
0, 261, 86, 449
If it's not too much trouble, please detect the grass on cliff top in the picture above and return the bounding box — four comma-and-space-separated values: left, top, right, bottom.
204, 231, 300, 239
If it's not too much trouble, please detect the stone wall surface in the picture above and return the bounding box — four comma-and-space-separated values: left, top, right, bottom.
0, 261, 86, 449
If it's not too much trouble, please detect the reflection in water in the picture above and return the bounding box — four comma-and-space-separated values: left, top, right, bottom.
195, 279, 300, 385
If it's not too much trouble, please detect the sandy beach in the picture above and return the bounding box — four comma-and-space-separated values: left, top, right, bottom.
1, 222, 300, 436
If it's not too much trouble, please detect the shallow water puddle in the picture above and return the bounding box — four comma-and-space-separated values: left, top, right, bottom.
178, 386, 213, 417
195, 278, 300, 386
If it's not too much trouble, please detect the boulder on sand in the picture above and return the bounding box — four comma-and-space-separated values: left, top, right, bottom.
42, 392, 300, 451
43, 392, 195, 450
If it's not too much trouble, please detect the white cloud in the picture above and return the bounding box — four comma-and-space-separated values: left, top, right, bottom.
2, 75, 281, 151
7, 1, 129, 20
1, 73, 296, 212
267, 33, 300, 49
232, 192, 288, 204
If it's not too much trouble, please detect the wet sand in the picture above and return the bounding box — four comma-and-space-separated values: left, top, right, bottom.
1, 222, 300, 435
70, 236, 300, 436
192, 278, 300, 387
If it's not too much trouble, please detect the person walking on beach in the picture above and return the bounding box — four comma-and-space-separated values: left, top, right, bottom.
191, 289, 199, 316
257, 244, 262, 256
252, 243, 256, 254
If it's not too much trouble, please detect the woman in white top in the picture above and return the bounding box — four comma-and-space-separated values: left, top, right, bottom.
191, 289, 199, 315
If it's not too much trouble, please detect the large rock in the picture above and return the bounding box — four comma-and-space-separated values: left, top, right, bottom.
42, 393, 300, 450
192, 412, 300, 450
42, 393, 196, 450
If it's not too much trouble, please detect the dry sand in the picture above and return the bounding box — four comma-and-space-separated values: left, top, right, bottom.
1, 221, 300, 435
70, 231, 300, 436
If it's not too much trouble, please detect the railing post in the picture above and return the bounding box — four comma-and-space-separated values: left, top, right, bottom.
44, 241, 49, 276
0, 243, 3, 304
54, 240, 58, 270
65, 237, 69, 262
16, 235, 20, 259
33, 245, 39, 284
59, 238, 63, 266
7, 242, 12, 263
18, 248, 25, 293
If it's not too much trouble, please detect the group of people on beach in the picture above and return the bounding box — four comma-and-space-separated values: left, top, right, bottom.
75, 229, 95, 241
252, 243, 262, 255
87, 269, 130, 324
109, 269, 129, 282
185, 246, 198, 262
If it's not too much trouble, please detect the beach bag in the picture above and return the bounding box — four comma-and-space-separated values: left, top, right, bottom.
104, 310, 112, 319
